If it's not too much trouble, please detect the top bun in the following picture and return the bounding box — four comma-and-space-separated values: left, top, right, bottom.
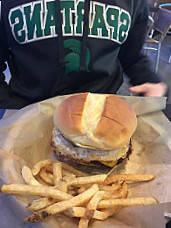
53, 93, 137, 150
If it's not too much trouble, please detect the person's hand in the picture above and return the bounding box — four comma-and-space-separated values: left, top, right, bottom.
129, 82, 168, 97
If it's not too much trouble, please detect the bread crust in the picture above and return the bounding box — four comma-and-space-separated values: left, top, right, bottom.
94, 95, 137, 149
54, 93, 88, 136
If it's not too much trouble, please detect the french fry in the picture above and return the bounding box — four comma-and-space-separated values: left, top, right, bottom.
62, 169, 76, 179
78, 217, 89, 228
61, 163, 87, 177
69, 190, 120, 221
41, 164, 68, 192
35, 176, 50, 186
67, 174, 107, 187
43, 164, 53, 173
54, 179, 67, 193
21, 166, 42, 186
77, 187, 87, 194
32, 159, 57, 176
84, 191, 105, 219
104, 174, 155, 185
97, 197, 158, 209
39, 169, 54, 185
45, 164, 75, 179
99, 182, 121, 192
68, 207, 119, 220
1, 184, 72, 200
93, 208, 120, 220
1, 156, 158, 228
32, 159, 86, 177
24, 184, 99, 223
63, 175, 75, 182
67, 207, 86, 217
110, 182, 128, 199
87, 183, 128, 202
62, 170, 76, 182
27, 197, 57, 211
53, 163, 62, 187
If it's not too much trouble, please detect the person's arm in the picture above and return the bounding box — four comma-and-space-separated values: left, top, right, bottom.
118, 0, 167, 96
0, 14, 12, 107
0, 4, 37, 109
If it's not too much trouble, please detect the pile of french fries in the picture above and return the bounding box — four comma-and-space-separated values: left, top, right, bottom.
0, 159, 158, 228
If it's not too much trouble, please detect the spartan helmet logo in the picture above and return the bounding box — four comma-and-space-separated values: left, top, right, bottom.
64, 39, 90, 74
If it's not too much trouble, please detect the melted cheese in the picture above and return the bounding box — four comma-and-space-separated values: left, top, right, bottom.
52, 128, 129, 163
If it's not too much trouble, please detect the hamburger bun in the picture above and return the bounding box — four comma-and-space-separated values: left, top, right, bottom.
53, 92, 137, 150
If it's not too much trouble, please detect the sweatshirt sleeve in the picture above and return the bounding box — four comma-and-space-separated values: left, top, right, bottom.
0, 23, 12, 107
118, 0, 162, 86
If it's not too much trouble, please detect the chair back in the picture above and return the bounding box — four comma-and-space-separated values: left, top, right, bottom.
153, 8, 171, 37
159, 3, 171, 11
157, 0, 171, 6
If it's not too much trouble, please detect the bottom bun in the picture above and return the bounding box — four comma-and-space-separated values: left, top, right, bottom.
51, 128, 133, 167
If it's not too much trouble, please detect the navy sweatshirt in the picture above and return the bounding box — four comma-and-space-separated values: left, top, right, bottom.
0, 0, 161, 108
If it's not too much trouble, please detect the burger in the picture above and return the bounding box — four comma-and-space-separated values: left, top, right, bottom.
51, 92, 137, 167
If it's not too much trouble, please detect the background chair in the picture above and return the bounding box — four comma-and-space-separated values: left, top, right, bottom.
144, 7, 171, 72
159, 3, 171, 63
148, 0, 159, 20
157, 0, 171, 7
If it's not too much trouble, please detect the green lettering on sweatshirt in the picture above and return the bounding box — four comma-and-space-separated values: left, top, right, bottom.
119, 10, 131, 43
90, 3, 109, 38
75, 1, 84, 35
24, 3, 43, 41
61, 1, 75, 35
44, 1, 57, 37
106, 7, 119, 41
8, 0, 131, 44
9, 8, 26, 43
